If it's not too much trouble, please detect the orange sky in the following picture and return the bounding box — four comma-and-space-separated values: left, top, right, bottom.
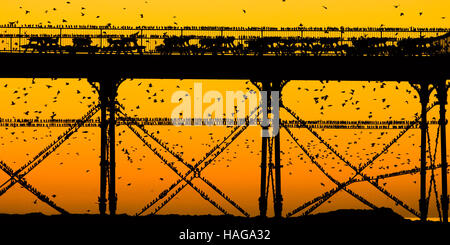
0, 0, 449, 219
2, 0, 450, 27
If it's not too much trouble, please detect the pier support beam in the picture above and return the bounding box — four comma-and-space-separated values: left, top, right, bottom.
259, 82, 269, 217
436, 80, 448, 223
259, 135, 268, 217
417, 82, 431, 222
108, 88, 117, 215
99, 94, 107, 215
273, 81, 283, 218
258, 80, 282, 218
90, 76, 121, 215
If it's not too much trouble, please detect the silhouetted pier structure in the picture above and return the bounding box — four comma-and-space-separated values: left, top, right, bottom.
0, 25, 449, 56
0, 25, 448, 223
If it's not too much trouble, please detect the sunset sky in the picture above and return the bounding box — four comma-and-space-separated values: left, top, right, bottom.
0, 0, 449, 219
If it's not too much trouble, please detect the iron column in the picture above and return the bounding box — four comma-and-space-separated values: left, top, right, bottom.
108, 81, 117, 215
437, 81, 448, 223
259, 81, 269, 217
274, 81, 282, 218
419, 82, 430, 222
91, 76, 120, 215
98, 90, 108, 215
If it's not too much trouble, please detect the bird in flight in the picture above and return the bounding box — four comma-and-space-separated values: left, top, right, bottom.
242, 9, 246, 14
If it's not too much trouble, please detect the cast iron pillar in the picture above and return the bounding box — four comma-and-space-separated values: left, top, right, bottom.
258, 80, 282, 218
273, 81, 283, 219
417, 82, 431, 222
108, 84, 117, 215
259, 81, 269, 217
436, 80, 448, 223
90, 76, 120, 215
98, 89, 108, 215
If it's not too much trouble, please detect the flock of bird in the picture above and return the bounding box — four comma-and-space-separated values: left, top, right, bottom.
0, 77, 445, 215
0, 0, 448, 214
9, 1, 447, 26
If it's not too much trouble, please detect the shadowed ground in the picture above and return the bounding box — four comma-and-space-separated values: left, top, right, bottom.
0, 208, 447, 244
0, 207, 410, 224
